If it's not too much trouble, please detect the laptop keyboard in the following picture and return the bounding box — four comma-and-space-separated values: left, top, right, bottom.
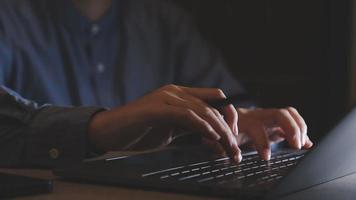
141, 149, 307, 188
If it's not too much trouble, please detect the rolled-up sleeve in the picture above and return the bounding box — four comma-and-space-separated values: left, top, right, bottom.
0, 86, 104, 167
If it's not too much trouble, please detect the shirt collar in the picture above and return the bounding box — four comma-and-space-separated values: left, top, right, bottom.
52, 0, 119, 36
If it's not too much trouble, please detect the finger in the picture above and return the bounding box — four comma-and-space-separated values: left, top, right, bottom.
286, 107, 309, 147
211, 109, 242, 162
222, 104, 239, 136
161, 105, 221, 141
205, 108, 241, 162
179, 86, 227, 101
160, 85, 226, 103
211, 108, 233, 135
164, 92, 228, 141
271, 109, 302, 149
179, 86, 238, 136
175, 90, 238, 137
247, 122, 271, 160
164, 92, 241, 161
304, 135, 314, 149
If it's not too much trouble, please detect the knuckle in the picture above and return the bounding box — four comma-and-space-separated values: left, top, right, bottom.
198, 120, 215, 134
160, 90, 171, 97
231, 108, 238, 118
214, 88, 226, 98
211, 108, 220, 116
202, 108, 214, 117
179, 108, 194, 120
277, 108, 289, 117
184, 109, 195, 117
289, 125, 300, 137
164, 84, 179, 91
286, 106, 296, 111
204, 123, 215, 133
291, 124, 300, 132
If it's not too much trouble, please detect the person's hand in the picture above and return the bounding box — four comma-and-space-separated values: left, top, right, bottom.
236, 107, 313, 160
88, 84, 242, 162
203, 107, 313, 161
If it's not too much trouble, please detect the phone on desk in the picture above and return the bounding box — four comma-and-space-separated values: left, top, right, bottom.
0, 172, 52, 198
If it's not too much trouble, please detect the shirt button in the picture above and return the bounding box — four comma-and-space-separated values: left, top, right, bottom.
91, 24, 100, 35
96, 63, 105, 73
49, 148, 60, 160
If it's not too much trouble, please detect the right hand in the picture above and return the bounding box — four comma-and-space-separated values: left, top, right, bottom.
88, 84, 242, 162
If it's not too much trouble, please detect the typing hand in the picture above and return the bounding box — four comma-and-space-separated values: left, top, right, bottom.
236, 107, 313, 160
88, 84, 242, 162
203, 107, 313, 161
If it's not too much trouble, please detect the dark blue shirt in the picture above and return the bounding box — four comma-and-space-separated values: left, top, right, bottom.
0, 0, 244, 167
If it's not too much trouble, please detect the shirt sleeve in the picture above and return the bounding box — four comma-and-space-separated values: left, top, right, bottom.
0, 86, 105, 167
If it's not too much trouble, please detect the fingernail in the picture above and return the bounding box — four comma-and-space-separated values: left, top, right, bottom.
297, 141, 301, 149
295, 136, 301, 149
298, 131, 302, 149
234, 153, 243, 163
301, 134, 306, 147
263, 149, 271, 160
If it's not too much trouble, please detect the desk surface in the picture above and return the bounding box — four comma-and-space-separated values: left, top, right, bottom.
0, 168, 221, 200
0, 149, 356, 200
1, 168, 356, 200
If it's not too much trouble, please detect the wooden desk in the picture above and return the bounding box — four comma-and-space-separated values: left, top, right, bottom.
2, 151, 356, 200
0, 168, 222, 200
3, 168, 356, 200
1, 150, 224, 200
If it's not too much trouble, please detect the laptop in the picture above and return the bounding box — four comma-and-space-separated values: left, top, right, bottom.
53, 107, 356, 199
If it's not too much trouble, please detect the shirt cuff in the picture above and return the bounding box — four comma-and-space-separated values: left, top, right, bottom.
22, 106, 106, 167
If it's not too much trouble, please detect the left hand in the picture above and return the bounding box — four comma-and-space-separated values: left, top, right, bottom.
237, 107, 313, 160
203, 107, 313, 161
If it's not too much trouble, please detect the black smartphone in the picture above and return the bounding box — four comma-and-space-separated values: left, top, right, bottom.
0, 172, 53, 198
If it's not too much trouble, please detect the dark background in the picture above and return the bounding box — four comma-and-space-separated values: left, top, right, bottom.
173, 0, 353, 140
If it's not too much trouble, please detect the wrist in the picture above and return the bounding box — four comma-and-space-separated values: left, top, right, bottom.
87, 103, 149, 151
88, 110, 112, 151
